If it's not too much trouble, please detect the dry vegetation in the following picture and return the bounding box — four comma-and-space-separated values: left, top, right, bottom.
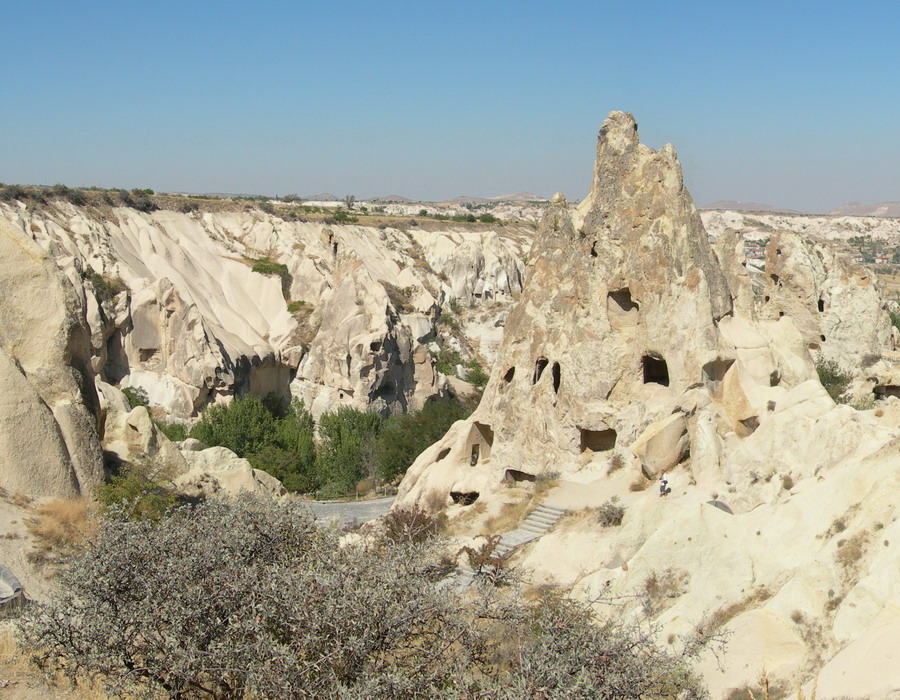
23, 499, 98, 568
642, 567, 690, 617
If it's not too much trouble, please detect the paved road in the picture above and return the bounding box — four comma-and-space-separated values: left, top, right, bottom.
301, 496, 395, 527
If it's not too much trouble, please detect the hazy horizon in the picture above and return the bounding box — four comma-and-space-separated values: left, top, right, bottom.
2, 1, 898, 214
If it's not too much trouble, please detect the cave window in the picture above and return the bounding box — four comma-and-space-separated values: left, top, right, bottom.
770, 273, 780, 285
466, 422, 494, 465
533, 357, 549, 384
642, 354, 669, 386
590, 241, 598, 257
820, 335, 826, 342
503, 367, 515, 383
450, 491, 479, 506
505, 469, 537, 483
580, 428, 616, 452
436, 448, 450, 462
370, 341, 381, 352
818, 298, 825, 312
779, 311, 785, 317
764, 295, 770, 302
551, 362, 561, 393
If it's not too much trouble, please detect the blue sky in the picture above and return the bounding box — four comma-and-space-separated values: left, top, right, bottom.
2, 0, 898, 212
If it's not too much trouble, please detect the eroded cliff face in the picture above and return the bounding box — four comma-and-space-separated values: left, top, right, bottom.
0, 202, 529, 422
395, 112, 900, 696
0, 222, 104, 497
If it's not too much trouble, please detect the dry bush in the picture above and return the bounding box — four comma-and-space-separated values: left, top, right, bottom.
24, 499, 98, 567
836, 532, 869, 572
606, 452, 626, 475
642, 567, 690, 616
382, 504, 446, 544
595, 496, 625, 527
19, 496, 710, 699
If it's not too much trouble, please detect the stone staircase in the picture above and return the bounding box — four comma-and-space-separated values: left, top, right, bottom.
453, 503, 566, 589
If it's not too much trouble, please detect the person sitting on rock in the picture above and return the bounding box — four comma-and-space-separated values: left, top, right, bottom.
659, 473, 670, 497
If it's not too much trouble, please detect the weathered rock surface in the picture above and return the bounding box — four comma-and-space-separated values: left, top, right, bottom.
396, 112, 900, 697
175, 446, 285, 500
0, 220, 104, 498
0, 203, 530, 421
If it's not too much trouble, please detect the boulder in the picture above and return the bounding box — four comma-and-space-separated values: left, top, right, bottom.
175, 446, 286, 500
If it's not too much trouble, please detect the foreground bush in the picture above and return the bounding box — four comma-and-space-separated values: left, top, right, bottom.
20, 498, 710, 699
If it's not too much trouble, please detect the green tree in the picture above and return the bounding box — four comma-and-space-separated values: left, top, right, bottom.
247, 400, 317, 493
316, 407, 383, 496
375, 398, 471, 481
190, 395, 276, 457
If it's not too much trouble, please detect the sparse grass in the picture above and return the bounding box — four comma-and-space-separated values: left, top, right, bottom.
24, 498, 99, 567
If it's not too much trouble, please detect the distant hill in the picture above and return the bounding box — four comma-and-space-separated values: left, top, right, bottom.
702, 200, 805, 214
369, 195, 414, 203
445, 192, 547, 205
828, 202, 900, 217
303, 193, 340, 202
487, 192, 548, 202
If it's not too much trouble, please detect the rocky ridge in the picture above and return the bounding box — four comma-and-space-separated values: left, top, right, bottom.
396, 112, 900, 697
0, 202, 530, 426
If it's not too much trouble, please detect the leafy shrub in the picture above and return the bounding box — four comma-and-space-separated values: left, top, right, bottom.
815, 358, 852, 403
118, 188, 157, 213
890, 310, 900, 332
191, 395, 275, 456
435, 347, 464, 375
465, 362, 489, 387
121, 385, 149, 409
154, 420, 187, 442
82, 265, 127, 301
287, 299, 306, 313
478, 213, 497, 224
332, 209, 358, 223
95, 460, 179, 521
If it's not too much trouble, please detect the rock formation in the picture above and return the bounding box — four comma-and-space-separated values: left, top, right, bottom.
395, 112, 900, 696
0, 202, 528, 422
0, 221, 104, 498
